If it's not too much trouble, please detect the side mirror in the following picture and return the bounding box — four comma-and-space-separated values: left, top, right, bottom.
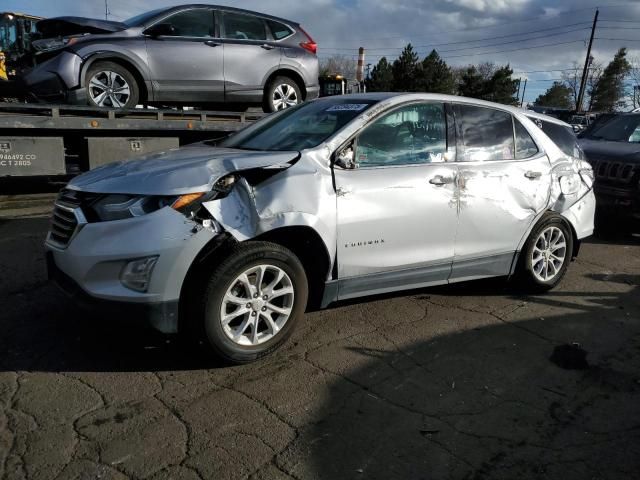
335, 145, 356, 169
145, 23, 176, 37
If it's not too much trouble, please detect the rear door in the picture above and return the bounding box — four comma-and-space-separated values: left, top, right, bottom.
334, 102, 459, 299
144, 7, 224, 102
219, 11, 282, 102
451, 104, 552, 280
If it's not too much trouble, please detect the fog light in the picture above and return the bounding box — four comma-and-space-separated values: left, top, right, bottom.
120, 256, 158, 292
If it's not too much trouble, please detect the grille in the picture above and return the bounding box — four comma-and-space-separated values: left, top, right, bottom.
49, 190, 82, 248
590, 159, 637, 184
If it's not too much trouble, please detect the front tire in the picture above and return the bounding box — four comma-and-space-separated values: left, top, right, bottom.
200, 241, 308, 364
85, 61, 139, 109
517, 214, 573, 292
263, 76, 302, 113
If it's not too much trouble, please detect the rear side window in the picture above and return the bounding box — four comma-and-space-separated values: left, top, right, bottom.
161, 9, 214, 37
222, 12, 267, 40
455, 105, 514, 161
267, 20, 293, 40
514, 119, 539, 159
534, 119, 581, 158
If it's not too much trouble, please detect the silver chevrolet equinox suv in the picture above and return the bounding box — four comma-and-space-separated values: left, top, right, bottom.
46, 93, 596, 363
23, 5, 319, 112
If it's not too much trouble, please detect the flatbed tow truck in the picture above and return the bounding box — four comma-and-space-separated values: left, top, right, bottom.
0, 102, 262, 193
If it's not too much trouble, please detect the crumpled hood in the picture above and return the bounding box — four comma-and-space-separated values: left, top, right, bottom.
579, 138, 640, 163
37, 17, 127, 37
67, 144, 299, 195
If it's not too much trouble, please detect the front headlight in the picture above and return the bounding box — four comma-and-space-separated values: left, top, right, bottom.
32, 36, 80, 53
89, 193, 205, 222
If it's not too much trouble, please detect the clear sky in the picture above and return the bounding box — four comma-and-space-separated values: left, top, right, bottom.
5, 0, 640, 103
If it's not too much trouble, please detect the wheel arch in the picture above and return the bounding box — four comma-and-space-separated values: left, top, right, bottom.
80, 53, 150, 103
509, 209, 579, 276
252, 225, 332, 309
264, 68, 307, 100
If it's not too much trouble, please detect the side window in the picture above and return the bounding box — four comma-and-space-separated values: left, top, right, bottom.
456, 105, 514, 161
162, 9, 214, 37
536, 120, 582, 158
267, 20, 293, 40
355, 103, 447, 167
222, 13, 267, 40
514, 118, 539, 159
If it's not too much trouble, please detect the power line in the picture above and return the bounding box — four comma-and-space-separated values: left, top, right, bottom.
321, 22, 591, 52
326, 39, 586, 61
325, 6, 601, 43
594, 37, 640, 41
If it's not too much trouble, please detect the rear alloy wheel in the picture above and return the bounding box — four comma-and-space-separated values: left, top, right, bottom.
86, 62, 139, 109
264, 76, 301, 112
201, 241, 308, 363
517, 214, 573, 291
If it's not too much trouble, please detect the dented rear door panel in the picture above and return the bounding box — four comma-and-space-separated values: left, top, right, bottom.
452, 154, 552, 279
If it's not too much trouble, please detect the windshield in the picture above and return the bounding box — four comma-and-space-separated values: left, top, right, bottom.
586, 115, 640, 142
0, 16, 16, 52
124, 8, 168, 27
220, 99, 379, 151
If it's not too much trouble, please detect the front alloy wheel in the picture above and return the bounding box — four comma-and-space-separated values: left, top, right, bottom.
89, 71, 131, 108
200, 241, 308, 364
220, 264, 295, 346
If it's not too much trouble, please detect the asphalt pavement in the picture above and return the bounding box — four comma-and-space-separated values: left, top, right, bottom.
0, 209, 639, 480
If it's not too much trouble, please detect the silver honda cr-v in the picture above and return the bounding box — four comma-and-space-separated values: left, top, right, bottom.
46, 93, 596, 363
22, 5, 319, 112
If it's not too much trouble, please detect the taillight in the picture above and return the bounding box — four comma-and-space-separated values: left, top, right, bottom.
298, 26, 317, 55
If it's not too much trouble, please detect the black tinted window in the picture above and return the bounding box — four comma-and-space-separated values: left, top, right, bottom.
585, 115, 640, 143
267, 20, 293, 40
161, 9, 213, 37
356, 103, 447, 167
223, 13, 266, 40
514, 118, 538, 159
456, 105, 514, 161
535, 119, 581, 157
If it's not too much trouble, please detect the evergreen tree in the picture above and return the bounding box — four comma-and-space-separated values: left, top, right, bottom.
591, 48, 631, 112
458, 66, 486, 98
392, 44, 420, 92
485, 65, 519, 105
419, 50, 455, 94
366, 57, 393, 92
534, 82, 573, 109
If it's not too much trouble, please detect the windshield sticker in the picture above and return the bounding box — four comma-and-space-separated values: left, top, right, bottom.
326, 104, 369, 112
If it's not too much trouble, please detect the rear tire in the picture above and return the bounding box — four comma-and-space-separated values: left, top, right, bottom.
516, 213, 573, 292
263, 76, 302, 113
85, 61, 139, 109
199, 241, 308, 364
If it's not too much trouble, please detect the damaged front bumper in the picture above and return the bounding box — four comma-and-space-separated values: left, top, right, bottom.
45, 206, 220, 333
20, 50, 86, 104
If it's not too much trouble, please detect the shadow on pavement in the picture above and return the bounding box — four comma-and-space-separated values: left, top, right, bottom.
288, 274, 640, 480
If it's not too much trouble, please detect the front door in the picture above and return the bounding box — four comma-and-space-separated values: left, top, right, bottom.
144, 7, 224, 102
219, 11, 282, 102
334, 102, 459, 299
451, 103, 552, 280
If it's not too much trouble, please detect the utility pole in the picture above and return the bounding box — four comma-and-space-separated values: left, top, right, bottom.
105, 0, 110, 20
577, 9, 599, 113
516, 78, 522, 100
520, 79, 527, 107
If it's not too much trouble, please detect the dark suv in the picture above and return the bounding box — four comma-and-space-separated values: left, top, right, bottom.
579, 113, 640, 231
21, 5, 319, 112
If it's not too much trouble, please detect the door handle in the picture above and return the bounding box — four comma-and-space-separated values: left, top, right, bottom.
260, 43, 275, 50
204, 40, 221, 47
524, 171, 542, 179
429, 175, 454, 186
